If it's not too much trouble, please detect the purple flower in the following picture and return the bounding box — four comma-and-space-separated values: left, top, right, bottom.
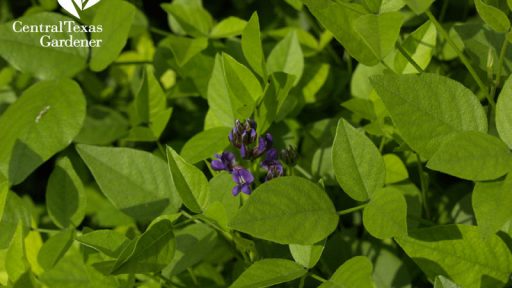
231, 166, 254, 196
253, 133, 273, 158
229, 119, 257, 148
261, 148, 284, 181
211, 152, 236, 172
280, 145, 297, 166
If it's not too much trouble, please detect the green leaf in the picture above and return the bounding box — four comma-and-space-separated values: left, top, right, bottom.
404, 0, 434, 14
370, 73, 487, 159
165, 35, 208, 67
162, 223, 217, 277
166, 146, 209, 213
332, 119, 385, 201
162, 0, 213, 37
242, 12, 266, 78
396, 224, 512, 288
180, 127, 231, 164
289, 240, 325, 268
427, 131, 511, 181
475, 0, 511, 33
0, 173, 8, 225
363, 0, 383, 13
0, 13, 87, 79
90, 0, 136, 71
353, 12, 404, 61
318, 256, 374, 288
229, 259, 306, 288
0, 192, 31, 249
76, 144, 181, 221
46, 157, 86, 228
74, 106, 130, 146
267, 31, 304, 85
472, 174, 512, 235
0, 80, 86, 185
203, 172, 240, 230
131, 67, 172, 140
363, 187, 408, 239
6, 223, 28, 283
496, 75, 512, 149
434, 276, 461, 288
210, 17, 247, 38
110, 219, 175, 274
383, 154, 409, 184
508, 0, 512, 11
229, 176, 338, 245
394, 21, 437, 73
76, 230, 129, 258
207, 53, 261, 127
37, 229, 74, 271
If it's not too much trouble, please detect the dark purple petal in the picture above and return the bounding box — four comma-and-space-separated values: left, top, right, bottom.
240, 144, 249, 159
232, 185, 241, 196
266, 148, 279, 161
232, 166, 254, 184
211, 159, 225, 171
241, 183, 252, 195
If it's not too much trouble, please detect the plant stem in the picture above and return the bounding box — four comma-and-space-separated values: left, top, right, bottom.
490, 37, 510, 102
396, 43, 425, 73
298, 274, 307, 288
150, 27, 173, 37
337, 204, 368, 215
310, 273, 327, 283
294, 164, 314, 180
415, 153, 431, 219
425, 11, 488, 97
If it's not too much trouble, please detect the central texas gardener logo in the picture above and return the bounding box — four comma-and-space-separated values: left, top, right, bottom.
58, 0, 102, 19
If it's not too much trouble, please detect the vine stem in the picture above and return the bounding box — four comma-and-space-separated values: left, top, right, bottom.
298, 274, 307, 288
294, 164, 314, 180
337, 204, 367, 215
490, 37, 510, 102
425, 11, 489, 105
310, 273, 327, 283
415, 153, 431, 219
396, 43, 425, 73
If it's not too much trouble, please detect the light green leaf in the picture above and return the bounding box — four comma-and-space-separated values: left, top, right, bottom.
111, 219, 175, 274
242, 12, 266, 78
395, 21, 437, 73
0, 80, 86, 185
210, 17, 247, 38
434, 276, 461, 288
289, 240, 325, 269
207, 53, 261, 127
162, 223, 217, 277
0, 13, 87, 79
363, 187, 408, 239
76, 144, 181, 221
74, 106, 130, 146
0, 192, 31, 249
165, 35, 208, 67
162, 0, 213, 37
319, 256, 374, 288
383, 154, 409, 184
404, 0, 434, 14
166, 146, 209, 213
473, 174, 512, 235
6, 224, 28, 284
180, 127, 231, 164
353, 12, 404, 61
509, 0, 512, 11
427, 131, 511, 181
229, 176, 338, 245
0, 174, 8, 225
475, 0, 510, 33
37, 229, 74, 271
332, 119, 385, 201
496, 75, 512, 149
203, 172, 240, 230
76, 230, 129, 258
371, 73, 487, 159
396, 224, 512, 288
229, 259, 306, 288
267, 31, 304, 85
363, 0, 383, 13
46, 157, 86, 228
90, 0, 136, 71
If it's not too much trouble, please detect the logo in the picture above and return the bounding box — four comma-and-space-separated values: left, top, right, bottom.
58, 0, 101, 19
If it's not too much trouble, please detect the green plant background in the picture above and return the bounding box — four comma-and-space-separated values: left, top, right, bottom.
0, 0, 511, 287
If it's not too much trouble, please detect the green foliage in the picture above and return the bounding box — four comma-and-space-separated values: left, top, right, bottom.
1, 0, 512, 287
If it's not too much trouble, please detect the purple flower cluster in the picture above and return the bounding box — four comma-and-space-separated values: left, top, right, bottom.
211, 119, 285, 196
